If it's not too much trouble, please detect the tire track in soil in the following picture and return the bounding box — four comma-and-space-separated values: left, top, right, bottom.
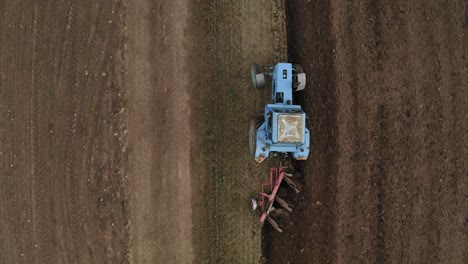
385, 3, 414, 260
148, 1, 169, 181
126, 0, 158, 262
374, 105, 389, 263
418, 4, 443, 261
81, 8, 108, 262
344, 6, 363, 259
31, 2, 56, 263
127, 1, 193, 262
0, 33, 20, 260
149, 1, 184, 262
364, 1, 389, 262
365, 0, 385, 71
86, 2, 129, 261
90, 66, 113, 263
61, 2, 83, 262
400, 3, 446, 261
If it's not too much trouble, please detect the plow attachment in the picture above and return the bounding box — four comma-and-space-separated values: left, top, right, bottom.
252, 166, 301, 232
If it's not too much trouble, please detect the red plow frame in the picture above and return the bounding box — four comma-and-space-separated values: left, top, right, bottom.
255, 166, 298, 232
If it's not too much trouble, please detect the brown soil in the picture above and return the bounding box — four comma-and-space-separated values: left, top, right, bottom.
1, 0, 466, 263
265, 0, 467, 263
0, 1, 129, 263
0, 0, 196, 263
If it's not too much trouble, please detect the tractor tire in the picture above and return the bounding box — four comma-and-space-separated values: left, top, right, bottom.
293, 64, 306, 92
250, 64, 265, 90
249, 119, 259, 158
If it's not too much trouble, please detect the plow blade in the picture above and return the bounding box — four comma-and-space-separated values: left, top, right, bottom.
266, 215, 283, 233
275, 196, 292, 212
283, 173, 301, 194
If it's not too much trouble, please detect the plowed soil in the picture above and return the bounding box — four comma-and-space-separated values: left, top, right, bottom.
265, 1, 467, 263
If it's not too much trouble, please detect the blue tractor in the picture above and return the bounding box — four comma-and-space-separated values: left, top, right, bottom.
249, 63, 310, 163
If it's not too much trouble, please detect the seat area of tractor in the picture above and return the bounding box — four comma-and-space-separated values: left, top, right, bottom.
277, 114, 303, 143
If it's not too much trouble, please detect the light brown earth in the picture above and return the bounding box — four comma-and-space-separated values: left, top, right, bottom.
0, 0, 197, 263
126, 1, 195, 263
1, 1, 129, 263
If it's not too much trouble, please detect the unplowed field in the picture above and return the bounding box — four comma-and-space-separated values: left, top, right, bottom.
1, 1, 129, 263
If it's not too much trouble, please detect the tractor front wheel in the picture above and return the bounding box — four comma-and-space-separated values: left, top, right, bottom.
250, 64, 265, 89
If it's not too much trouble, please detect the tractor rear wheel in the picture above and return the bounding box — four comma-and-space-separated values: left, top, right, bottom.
250, 64, 265, 89
249, 119, 259, 158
